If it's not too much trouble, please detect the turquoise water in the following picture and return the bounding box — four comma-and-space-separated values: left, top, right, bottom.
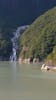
0, 62, 56, 100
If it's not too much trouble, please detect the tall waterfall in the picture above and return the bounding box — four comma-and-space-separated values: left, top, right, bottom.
10, 25, 29, 62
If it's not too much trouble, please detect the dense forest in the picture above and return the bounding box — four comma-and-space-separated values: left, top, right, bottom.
0, 26, 13, 60
18, 7, 56, 62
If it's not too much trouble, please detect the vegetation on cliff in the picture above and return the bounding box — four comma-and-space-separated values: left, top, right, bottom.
46, 46, 56, 66
18, 7, 56, 61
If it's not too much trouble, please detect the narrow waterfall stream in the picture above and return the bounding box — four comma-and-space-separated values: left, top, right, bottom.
10, 25, 29, 61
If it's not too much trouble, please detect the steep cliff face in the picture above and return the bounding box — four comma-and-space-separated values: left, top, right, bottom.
0, 0, 56, 26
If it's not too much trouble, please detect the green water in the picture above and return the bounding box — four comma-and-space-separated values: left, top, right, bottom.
0, 62, 56, 100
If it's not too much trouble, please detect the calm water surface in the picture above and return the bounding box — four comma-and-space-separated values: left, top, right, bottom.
0, 61, 56, 100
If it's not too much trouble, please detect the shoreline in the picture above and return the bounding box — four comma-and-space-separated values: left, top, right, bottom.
41, 63, 56, 72
18, 57, 42, 64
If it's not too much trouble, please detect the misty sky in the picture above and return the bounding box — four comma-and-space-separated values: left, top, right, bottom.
0, 0, 56, 26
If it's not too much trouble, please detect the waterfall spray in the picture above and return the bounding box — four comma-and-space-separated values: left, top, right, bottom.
10, 25, 29, 62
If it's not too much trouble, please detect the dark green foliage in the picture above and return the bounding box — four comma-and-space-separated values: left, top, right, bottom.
0, 39, 12, 59
19, 7, 56, 61
0, 27, 12, 60
47, 46, 56, 65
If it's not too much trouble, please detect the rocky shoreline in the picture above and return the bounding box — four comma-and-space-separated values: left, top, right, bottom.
41, 60, 56, 72
18, 57, 39, 64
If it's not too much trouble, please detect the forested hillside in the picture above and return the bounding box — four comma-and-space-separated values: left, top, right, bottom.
0, 27, 13, 60
19, 7, 56, 61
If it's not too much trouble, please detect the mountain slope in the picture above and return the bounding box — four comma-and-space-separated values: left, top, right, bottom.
19, 7, 56, 61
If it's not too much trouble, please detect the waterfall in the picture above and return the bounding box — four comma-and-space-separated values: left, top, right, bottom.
10, 25, 29, 62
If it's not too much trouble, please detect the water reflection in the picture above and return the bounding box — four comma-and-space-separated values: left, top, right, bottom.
10, 62, 17, 81
0, 62, 56, 100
